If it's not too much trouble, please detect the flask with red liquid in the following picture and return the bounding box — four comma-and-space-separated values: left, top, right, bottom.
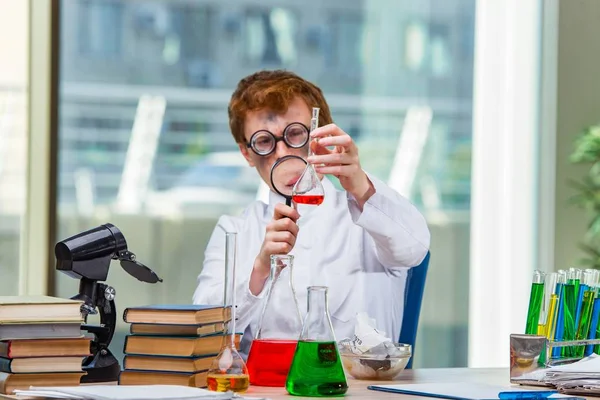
291, 107, 325, 206
246, 254, 302, 386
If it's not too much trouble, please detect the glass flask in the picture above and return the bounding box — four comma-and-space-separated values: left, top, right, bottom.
286, 286, 348, 397
292, 107, 325, 206
246, 255, 302, 386
206, 232, 250, 393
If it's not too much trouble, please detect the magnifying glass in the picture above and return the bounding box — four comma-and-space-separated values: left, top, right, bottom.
270, 155, 308, 206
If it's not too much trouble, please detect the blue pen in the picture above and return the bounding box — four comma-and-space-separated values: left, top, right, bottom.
498, 390, 558, 400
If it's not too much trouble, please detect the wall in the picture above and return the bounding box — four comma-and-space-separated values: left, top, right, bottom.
553, 0, 600, 270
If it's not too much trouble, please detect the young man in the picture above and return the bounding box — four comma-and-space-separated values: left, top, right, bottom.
193, 70, 430, 354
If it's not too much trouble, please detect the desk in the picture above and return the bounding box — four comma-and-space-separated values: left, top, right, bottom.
246, 368, 508, 399
2, 368, 572, 400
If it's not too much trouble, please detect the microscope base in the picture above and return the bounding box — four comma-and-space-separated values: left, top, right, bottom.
81, 349, 121, 384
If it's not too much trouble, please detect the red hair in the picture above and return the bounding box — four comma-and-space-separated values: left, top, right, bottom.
228, 70, 333, 143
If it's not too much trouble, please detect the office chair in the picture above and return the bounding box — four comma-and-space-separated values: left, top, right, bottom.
398, 251, 430, 369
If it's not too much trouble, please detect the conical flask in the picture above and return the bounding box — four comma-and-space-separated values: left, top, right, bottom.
206, 232, 250, 393
286, 286, 348, 397
292, 107, 325, 206
246, 255, 302, 386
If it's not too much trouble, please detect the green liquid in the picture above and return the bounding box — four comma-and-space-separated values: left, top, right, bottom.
569, 278, 580, 301
561, 284, 577, 358
526, 282, 545, 335
285, 340, 348, 397
575, 290, 595, 357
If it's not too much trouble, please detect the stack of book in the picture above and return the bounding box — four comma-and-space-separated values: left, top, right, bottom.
0, 295, 91, 395
119, 304, 240, 388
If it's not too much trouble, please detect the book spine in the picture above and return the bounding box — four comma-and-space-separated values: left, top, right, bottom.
0, 342, 9, 359
0, 358, 11, 373
122, 335, 130, 354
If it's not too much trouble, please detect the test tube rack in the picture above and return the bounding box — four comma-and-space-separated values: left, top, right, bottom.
510, 333, 600, 385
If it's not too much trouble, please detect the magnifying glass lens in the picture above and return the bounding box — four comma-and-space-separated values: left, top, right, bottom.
270, 157, 306, 199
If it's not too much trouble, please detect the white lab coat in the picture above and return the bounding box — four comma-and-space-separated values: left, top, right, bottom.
192, 174, 430, 355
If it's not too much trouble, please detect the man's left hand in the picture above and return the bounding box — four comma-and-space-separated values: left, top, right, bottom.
307, 124, 375, 205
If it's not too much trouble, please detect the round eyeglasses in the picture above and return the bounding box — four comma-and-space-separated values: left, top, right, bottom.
246, 122, 310, 156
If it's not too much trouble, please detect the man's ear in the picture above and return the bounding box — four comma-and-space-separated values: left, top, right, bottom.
239, 143, 255, 167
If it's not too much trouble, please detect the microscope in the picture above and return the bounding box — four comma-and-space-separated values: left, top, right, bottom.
55, 223, 163, 383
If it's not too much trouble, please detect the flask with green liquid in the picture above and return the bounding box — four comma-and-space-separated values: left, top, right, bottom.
286, 286, 348, 397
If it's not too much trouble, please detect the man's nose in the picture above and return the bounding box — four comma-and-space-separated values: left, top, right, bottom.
274, 138, 289, 158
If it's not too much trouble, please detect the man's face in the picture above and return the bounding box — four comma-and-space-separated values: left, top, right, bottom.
239, 97, 316, 193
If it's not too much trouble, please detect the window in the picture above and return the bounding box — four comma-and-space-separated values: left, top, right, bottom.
77, 0, 123, 57
0, 1, 28, 295
244, 8, 298, 66
56, 0, 476, 368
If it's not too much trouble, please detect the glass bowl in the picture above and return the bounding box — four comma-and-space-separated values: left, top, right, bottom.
337, 342, 412, 380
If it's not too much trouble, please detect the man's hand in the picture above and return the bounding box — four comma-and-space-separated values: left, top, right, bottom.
249, 203, 300, 295
307, 124, 375, 208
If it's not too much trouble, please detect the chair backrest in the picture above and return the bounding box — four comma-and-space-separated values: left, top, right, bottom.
398, 251, 430, 369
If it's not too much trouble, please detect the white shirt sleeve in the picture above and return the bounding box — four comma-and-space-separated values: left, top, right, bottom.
192, 215, 266, 333
346, 172, 430, 269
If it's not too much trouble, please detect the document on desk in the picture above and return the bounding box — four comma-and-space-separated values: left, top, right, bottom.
367, 382, 584, 400
12, 385, 268, 400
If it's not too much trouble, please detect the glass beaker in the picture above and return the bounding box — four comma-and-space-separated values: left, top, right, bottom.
286, 286, 348, 397
206, 232, 250, 392
246, 255, 302, 386
291, 107, 325, 205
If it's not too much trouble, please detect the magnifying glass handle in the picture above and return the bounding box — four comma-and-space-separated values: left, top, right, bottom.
286, 197, 292, 207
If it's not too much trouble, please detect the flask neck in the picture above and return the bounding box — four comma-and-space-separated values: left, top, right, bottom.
307, 286, 328, 316
300, 286, 336, 342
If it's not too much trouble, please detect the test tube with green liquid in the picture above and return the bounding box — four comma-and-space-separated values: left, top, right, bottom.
588, 297, 600, 355
568, 268, 582, 299
525, 270, 545, 335
561, 271, 578, 358
574, 289, 595, 357
574, 270, 591, 329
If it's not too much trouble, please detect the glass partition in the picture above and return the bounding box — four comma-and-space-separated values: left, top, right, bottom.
55, 0, 475, 367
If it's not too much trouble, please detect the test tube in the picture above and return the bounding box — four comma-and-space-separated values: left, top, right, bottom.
561, 270, 579, 357
587, 271, 600, 355
525, 270, 545, 335
575, 289, 595, 357
568, 268, 582, 297
575, 270, 592, 329
545, 293, 559, 340
588, 297, 600, 355
539, 272, 558, 330
552, 271, 567, 358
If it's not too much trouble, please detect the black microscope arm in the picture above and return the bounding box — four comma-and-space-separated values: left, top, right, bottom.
81, 283, 116, 350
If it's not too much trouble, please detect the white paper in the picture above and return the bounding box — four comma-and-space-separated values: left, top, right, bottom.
340, 312, 395, 355
515, 354, 600, 384
14, 385, 234, 400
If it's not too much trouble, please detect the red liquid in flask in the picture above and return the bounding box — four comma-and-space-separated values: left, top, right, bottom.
292, 194, 324, 205
246, 339, 298, 386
